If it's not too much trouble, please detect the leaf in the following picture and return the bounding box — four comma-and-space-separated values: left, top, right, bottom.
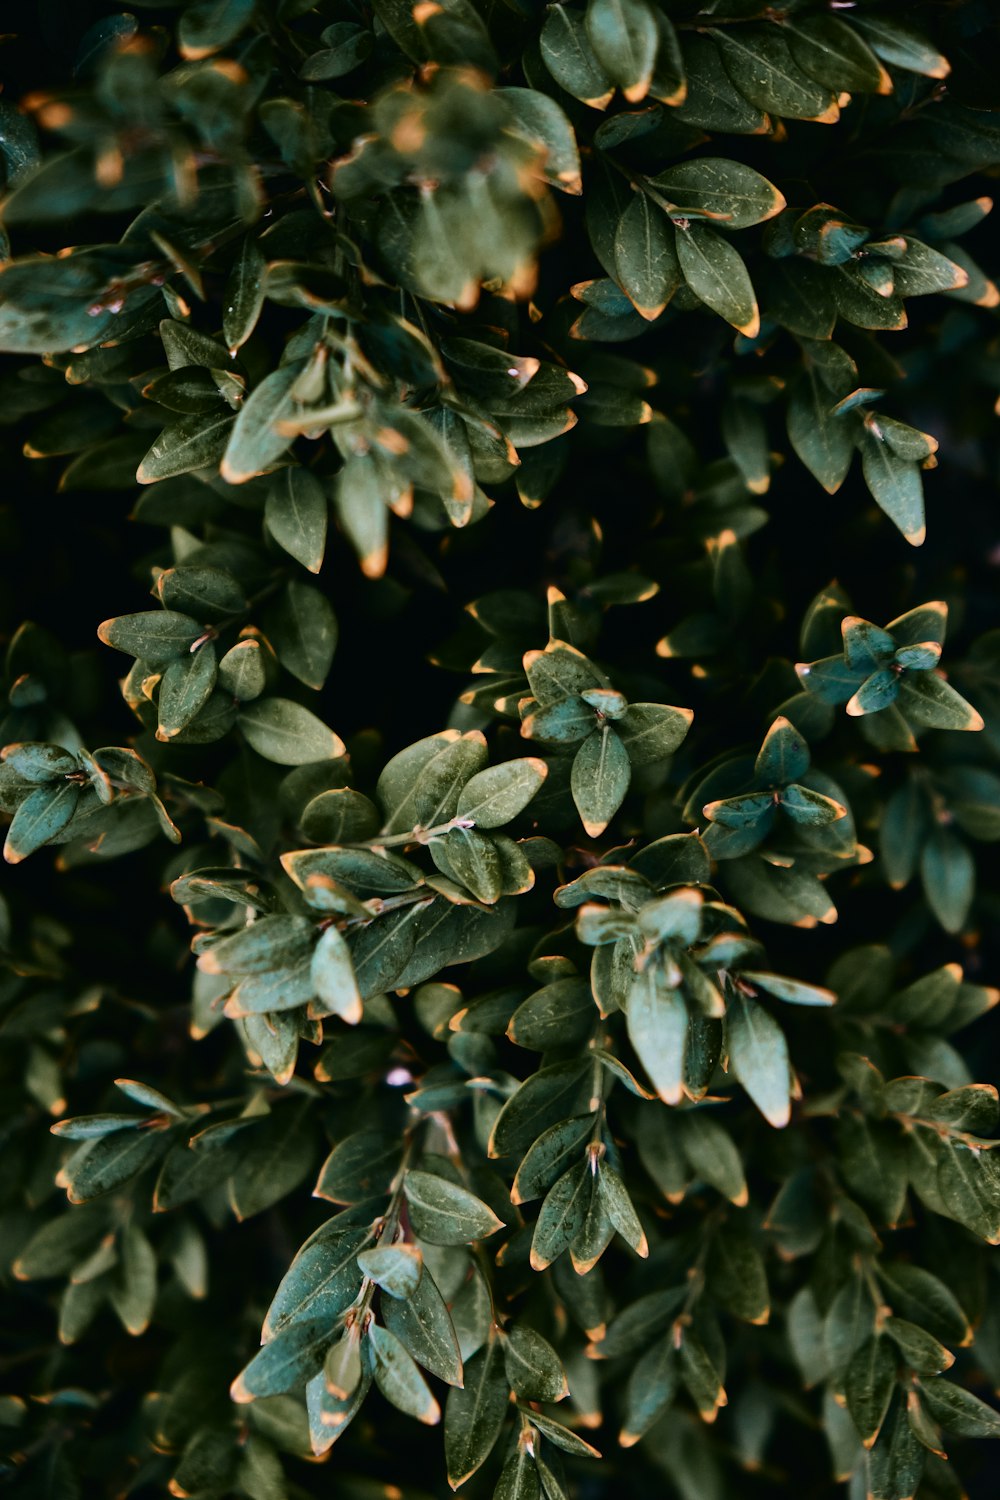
678, 1113, 747, 1205
508, 978, 595, 1053
310, 925, 362, 1024
571, 725, 631, 837
220, 362, 305, 484
845, 1335, 897, 1448
136, 410, 235, 484
585, 0, 658, 104
444, 1333, 509, 1489
223, 232, 266, 354
616, 703, 693, 765
706, 1227, 769, 1325
620, 1338, 678, 1446
218, 640, 266, 701
921, 830, 974, 934
649, 159, 785, 230
314, 1130, 402, 1204
876, 1265, 971, 1349
716, 26, 838, 122
727, 992, 791, 1128
511, 1116, 593, 1204
157, 644, 218, 739
380, 732, 487, 836
503, 1325, 568, 1402
383, 1265, 464, 1386
403, 1171, 504, 1246
530, 1162, 592, 1270
859, 432, 926, 546
456, 758, 547, 829
265, 468, 328, 574
263, 1225, 371, 1339
3, 780, 79, 863
853, 15, 950, 79
263, 581, 338, 691
498, 89, 582, 196
519, 1406, 601, 1458
232, 1318, 335, 1402
785, 16, 890, 94
369, 1323, 441, 1424
675, 223, 759, 337
885, 1319, 954, 1376
920, 1378, 1000, 1438
597, 1163, 648, 1258
788, 367, 856, 494
897, 673, 984, 732
61, 1128, 172, 1204
97, 611, 203, 665
626, 964, 688, 1106
239, 698, 345, 765
613, 195, 680, 321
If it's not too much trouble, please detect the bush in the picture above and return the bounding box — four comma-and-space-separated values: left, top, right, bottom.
2, 2, 1000, 1497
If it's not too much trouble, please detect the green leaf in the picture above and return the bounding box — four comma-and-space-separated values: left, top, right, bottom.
919, 1378, 1000, 1438
845, 1335, 897, 1448
649, 158, 785, 230
508, 978, 595, 1053
97, 611, 203, 666
497, 88, 582, 196
223, 232, 266, 355
530, 1161, 592, 1270
876, 1265, 971, 1348
263, 581, 338, 691
885, 1319, 954, 1376
571, 725, 631, 837
788, 367, 856, 495
859, 432, 926, 546
727, 992, 790, 1128
853, 15, 950, 79
616, 703, 693, 766
503, 1325, 568, 1402
157, 644, 218, 740
539, 8, 617, 115
613, 195, 680, 321
3, 780, 80, 864
898, 673, 984, 732
626, 964, 688, 1106
218, 640, 266, 701
716, 26, 839, 122
511, 1116, 593, 1205
596, 1162, 648, 1258
379, 732, 487, 836
706, 1226, 769, 1325
383, 1265, 463, 1386
675, 223, 759, 338
314, 1130, 402, 1205
585, 0, 658, 104
239, 697, 345, 765
369, 1323, 441, 1425
921, 830, 974, 934
61, 1128, 172, 1204
136, 410, 235, 485
265, 468, 328, 574
620, 1338, 678, 1446
311, 925, 362, 1024
404, 1170, 504, 1247
785, 16, 891, 94
444, 1333, 509, 1489
232, 1318, 335, 1402
678, 1113, 747, 1205
456, 758, 547, 829
220, 362, 306, 484
262, 1224, 371, 1339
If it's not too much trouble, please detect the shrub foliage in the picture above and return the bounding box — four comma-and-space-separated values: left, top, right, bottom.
2, 2, 1000, 1498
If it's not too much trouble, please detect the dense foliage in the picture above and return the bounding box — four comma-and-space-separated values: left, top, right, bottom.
2, 2, 1000, 1497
